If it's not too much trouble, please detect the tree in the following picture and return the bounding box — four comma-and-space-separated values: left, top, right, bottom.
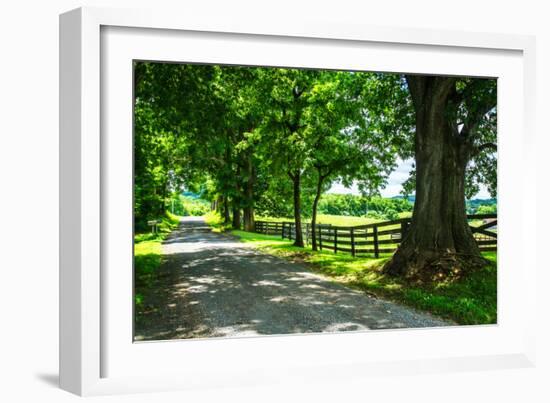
383, 76, 497, 278
133, 62, 213, 226
304, 72, 409, 250
258, 68, 322, 247
213, 66, 267, 231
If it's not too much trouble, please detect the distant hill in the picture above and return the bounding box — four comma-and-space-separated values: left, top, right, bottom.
181, 191, 203, 199
391, 195, 415, 203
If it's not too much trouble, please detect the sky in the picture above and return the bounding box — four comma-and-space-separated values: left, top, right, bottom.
328, 158, 492, 199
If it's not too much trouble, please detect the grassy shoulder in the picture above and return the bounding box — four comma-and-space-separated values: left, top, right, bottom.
231, 230, 497, 326
203, 210, 234, 232
134, 211, 181, 306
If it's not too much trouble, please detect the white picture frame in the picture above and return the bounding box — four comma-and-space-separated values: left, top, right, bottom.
59, 6, 537, 396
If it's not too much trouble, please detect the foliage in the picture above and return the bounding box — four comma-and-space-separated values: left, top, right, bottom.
133, 63, 218, 227
203, 211, 232, 233
167, 194, 210, 216
475, 204, 497, 214
469, 199, 497, 215
317, 194, 412, 220
133, 63, 417, 235
134, 61, 498, 278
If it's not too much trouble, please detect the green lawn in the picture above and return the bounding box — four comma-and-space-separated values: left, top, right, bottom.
134, 212, 181, 306
257, 213, 411, 227
231, 230, 497, 326
207, 212, 385, 230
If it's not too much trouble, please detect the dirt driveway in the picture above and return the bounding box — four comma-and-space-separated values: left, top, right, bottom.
134, 216, 449, 341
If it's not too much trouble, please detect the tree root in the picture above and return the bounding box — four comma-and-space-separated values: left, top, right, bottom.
383, 249, 489, 284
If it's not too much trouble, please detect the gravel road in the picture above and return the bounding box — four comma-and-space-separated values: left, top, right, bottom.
134, 216, 450, 341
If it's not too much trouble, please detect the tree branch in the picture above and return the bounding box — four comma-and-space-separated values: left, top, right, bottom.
473, 142, 497, 156
293, 86, 305, 98
458, 81, 496, 139
433, 77, 458, 101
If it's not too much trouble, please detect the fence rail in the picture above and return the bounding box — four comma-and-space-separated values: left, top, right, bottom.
253, 214, 497, 258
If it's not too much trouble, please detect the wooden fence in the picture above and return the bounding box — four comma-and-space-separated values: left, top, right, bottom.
253, 214, 497, 258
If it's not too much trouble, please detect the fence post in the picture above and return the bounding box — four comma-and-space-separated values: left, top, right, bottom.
334, 228, 338, 254
351, 228, 355, 257
282, 222, 285, 239
373, 225, 379, 258
306, 223, 310, 246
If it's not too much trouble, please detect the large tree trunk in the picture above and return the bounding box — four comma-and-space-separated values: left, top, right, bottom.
243, 207, 254, 232
232, 166, 242, 230
232, 202, 241, 229
223, 195, 231, 224
242, 154, 255, 232
215, 196, 222, 214
158, 180, 168, 216
311, 172, 325, 251
384, 76, 485, 279
291, 171, 304, 247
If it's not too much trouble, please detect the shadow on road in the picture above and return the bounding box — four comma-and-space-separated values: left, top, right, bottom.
135, 217, 449, 341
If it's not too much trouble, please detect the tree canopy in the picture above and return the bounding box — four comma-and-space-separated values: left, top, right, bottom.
134, 63, 410, 232
134, 61, 497, 276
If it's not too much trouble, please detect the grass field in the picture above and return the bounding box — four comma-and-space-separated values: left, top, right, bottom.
134, 212, 181, 306
256, 212, 412, 227
231, 230, 497, 325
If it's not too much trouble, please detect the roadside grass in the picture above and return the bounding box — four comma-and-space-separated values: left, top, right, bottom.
134, 211, 181, 307
203, 211, 233, 232
231, 230, 497, 325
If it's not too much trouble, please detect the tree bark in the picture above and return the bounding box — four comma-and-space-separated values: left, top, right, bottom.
158, 180, 168, 216
242, 154, 255, 232
243, 207, 254, 231
311, 171, 326, 251
291, 171, 304, 247
215, 196, 222, 214
223, 195, 231, 224
383, 76, 486, 279
232, 203, 241, 229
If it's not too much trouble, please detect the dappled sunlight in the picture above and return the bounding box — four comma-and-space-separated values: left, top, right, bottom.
163, 239, 252, 255
323, 322, 369, 332
135, 217, 451, 342
252, 280, 285, 287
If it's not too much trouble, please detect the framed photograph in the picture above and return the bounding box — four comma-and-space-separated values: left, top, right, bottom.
60, 6, 537, 396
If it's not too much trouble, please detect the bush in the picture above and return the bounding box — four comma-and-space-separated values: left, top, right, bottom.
476, 204, 497, 215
